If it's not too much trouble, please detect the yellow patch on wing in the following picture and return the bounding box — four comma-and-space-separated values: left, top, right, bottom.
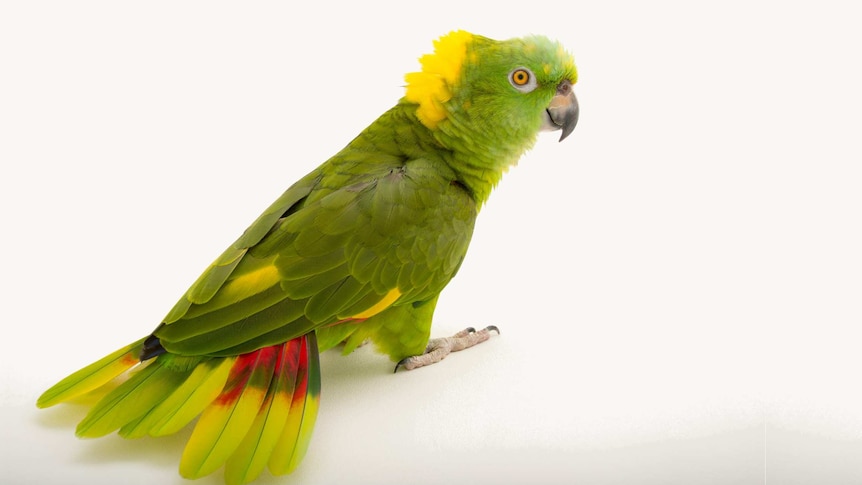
349, 288, 402, 319
204, 257, 280, 311
404, 30, 473, 129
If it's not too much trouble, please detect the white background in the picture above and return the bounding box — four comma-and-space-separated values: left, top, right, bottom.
2, 1, 860, 484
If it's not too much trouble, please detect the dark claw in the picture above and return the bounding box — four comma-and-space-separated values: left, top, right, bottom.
484, 325, 500, 335
394, 357, 411, 374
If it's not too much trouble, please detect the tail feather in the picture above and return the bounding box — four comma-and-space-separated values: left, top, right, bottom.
224, 339, 301, 485
179, 346, 278, 479
119, 357, 234, 439
38, 333, 322, 483
269, 332, 321, 476
76, 358, 191, 438
224, 334, 322, 485
37, 338, 147, 408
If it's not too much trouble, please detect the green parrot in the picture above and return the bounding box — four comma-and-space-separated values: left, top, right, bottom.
37, 30, 578, 484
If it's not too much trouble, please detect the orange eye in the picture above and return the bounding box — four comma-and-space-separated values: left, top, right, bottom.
508, 67, 537, 92
511, 69, 530, 85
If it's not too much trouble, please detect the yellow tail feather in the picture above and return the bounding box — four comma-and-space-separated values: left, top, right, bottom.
37, 338, 147, 409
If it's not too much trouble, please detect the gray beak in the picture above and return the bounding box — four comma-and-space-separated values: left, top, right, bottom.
546, 80, 579, 142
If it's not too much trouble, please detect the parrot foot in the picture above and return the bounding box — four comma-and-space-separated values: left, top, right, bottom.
394, 326, 499, 373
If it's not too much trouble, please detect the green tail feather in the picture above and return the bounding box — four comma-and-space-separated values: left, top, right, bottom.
37, 338, 147, 408
76, 358, 191, 437
119, 358, 234, 438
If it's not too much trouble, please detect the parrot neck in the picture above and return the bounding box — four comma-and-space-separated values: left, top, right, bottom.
433, 120, 536, 207
448, 153, 513, 206
396, 102, 537, 207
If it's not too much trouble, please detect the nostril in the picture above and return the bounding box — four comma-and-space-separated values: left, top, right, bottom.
556, 80, 571, 95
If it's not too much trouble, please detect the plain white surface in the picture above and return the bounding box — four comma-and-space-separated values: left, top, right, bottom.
1, 1, 860, 484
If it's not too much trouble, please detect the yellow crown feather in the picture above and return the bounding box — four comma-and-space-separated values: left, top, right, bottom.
404, 30, 474, 129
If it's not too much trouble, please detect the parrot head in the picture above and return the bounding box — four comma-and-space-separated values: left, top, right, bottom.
404, 30, 579, 150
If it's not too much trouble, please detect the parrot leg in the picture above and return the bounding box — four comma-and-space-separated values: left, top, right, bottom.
394, 326, 499, 372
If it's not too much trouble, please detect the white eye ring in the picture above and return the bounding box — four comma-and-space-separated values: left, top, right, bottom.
509, 67, 537, 92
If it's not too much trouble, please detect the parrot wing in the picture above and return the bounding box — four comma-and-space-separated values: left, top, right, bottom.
155, 158, 476, 358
